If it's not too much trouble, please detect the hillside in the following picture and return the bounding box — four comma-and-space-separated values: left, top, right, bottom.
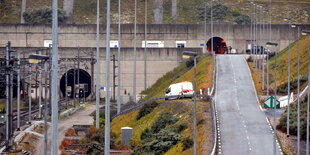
0, 0, 309, 24
110, 56, 214, 154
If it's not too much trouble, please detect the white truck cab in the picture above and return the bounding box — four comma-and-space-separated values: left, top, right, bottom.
165, 82, 194, 99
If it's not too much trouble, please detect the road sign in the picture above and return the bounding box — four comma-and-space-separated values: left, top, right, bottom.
263, 96, 280, 109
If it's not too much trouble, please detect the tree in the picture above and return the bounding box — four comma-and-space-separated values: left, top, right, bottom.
20, 0, 27, 23
63, 0, 74, 24
23, 8, 67, 24
234, 14, 251, 24
171, 0, 177, 24
153, 0, 163, 24
196, 1, 229, 22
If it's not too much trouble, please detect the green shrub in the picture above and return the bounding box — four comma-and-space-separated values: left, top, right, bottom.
23, 8, 67, 24
171, 123, 188, 133
234, 15, 251, 24
278, 97, 309, 140
140, 128, 153, 141
182, 137, 193, 151
136, 101, 159, 120
151, 112, 178, 133
133, 129, 180, 155
277, 76, 307, 94
196, 1, 229, 22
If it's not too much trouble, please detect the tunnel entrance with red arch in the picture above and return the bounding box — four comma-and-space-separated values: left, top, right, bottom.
206, 37, 228, 54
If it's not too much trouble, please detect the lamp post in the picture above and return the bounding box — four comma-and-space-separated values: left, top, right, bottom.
293, 24, 301, 155
28, 54, 49, 155
302, 30, 310, 155
95, 0, 100, 129
182, 51, 197, 155
51, 0, 59, 153
266, 41, 278, 155
283, 17, 292, 137
105, 0, 111, 153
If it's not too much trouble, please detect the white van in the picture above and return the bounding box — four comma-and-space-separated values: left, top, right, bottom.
165, 82, 194, 99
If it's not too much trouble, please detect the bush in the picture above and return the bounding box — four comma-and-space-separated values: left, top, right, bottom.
182, 137, 193, 151
197, 1, 229, 22
171, 123, 188, 133
151, 112, 178, 133
278, 97, 309, 140
133, 129, 180, 155
23, 8, 67, 24
136, 101, 159, 120
234, 15, 251, 24
93, 111, 105, 128
277, 76, 307, 94
140, 128, 153, 141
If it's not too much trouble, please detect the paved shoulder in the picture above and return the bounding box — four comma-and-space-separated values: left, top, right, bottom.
215, 55, 280, 155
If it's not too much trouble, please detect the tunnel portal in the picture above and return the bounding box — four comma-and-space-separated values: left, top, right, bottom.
207, 37, 228, 54
60, 69, 92, 99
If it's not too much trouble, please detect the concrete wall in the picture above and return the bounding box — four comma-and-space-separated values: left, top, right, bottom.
1, 47, 201, 101
1, 24, 310, 52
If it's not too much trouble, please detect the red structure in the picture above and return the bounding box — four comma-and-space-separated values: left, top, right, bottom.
207, 37, 228, 54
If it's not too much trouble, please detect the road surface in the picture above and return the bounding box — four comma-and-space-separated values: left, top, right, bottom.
215, 55, 281, 155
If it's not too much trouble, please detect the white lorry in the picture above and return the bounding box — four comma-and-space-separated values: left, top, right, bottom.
165, 82, 195, 100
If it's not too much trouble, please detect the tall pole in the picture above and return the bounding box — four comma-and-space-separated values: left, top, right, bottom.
286, 21, 291, 137
133, 0, 137, 103
112, 55, 116, 101
273, 47, 277, 155
267, 0, 271, 97
250, 3, 253, 59
17, 51, 21, 130
39, 65, 42, 118
254, 4, 256, 68
44, 62, 48, 155
193, 57, 197, 155
21, 0, 26, 23
28, 66, 32, 124
65, 61, 68, 109
306, 33, 310, 155
105, 0, 111, 153
117, 0, 121, 114
211, 0, 214, 55
78, 48, 80, 103
95, 0, 101, 128
144, 0, 147, 90
297, 26, 301, 155
51, 0, 59, 154
5, 42, 10, 150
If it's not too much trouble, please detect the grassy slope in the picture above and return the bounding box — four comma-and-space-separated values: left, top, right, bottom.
1, 0, 309, 24
268, 35, 309, 87
111, 56, 214, 154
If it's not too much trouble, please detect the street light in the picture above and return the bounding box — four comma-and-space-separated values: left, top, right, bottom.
292, 24, 302, 155
28, 53, 49, 155
182, 51, 197, 155
283, 17, 292, 137
266, 41, 278, 155
301, 30, 310, 155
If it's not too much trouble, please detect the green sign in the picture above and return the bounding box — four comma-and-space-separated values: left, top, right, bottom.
263, 96, 280, 109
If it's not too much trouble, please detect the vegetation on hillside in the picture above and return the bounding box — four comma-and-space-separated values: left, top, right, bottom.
110, 56, 214, 154
0, 0, 309, 24
23, 8, 67, 24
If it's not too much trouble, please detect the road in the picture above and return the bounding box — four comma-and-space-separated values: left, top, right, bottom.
35, 104, 95, 155
215, 55, 281, 155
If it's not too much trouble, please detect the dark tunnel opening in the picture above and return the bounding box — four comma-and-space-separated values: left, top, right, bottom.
207, 37, 228, 54
60, 69, 92, 99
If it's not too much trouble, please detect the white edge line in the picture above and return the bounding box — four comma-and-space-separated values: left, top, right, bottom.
211, 55, 219, 155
